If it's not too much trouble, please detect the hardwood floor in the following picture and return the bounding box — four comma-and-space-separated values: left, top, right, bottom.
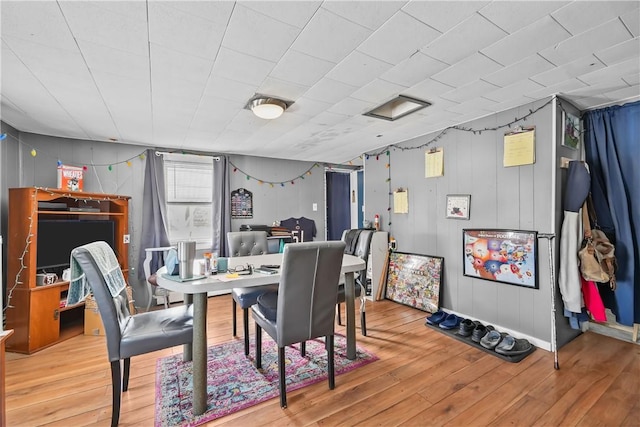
5, 294, 640, 426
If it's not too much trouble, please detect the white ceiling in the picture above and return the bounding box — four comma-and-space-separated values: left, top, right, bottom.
1, 1, 639, 164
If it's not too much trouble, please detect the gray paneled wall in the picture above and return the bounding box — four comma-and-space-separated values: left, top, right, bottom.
364, 98, 580, 349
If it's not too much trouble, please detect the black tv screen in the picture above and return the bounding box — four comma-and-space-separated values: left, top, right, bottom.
36, 220, 116, 270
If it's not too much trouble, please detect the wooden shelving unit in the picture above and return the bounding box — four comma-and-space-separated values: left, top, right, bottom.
4, 187, 130, 354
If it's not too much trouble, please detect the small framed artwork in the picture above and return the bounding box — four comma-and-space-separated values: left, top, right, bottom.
446, 194, 471, 220
563, 111, 580, 150
385, 252, 444, 313
463, 229, 538, 289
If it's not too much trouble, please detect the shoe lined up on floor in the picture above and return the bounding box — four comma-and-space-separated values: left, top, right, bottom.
425, 310, 448, 325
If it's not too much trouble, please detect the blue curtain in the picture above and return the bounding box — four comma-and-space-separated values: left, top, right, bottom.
326, 171, 351, 241
583, 100, 640, 326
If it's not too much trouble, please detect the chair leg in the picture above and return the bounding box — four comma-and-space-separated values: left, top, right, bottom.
327, 335, 335, 390
232, 299, 237, 336
255, 324, 262, 369
361, 311, 367, 337
336, 303, 342, 325
122, 358, 131, 391
110, 361, 122, 427
278, 346, 287, 408
300, 341, 306, 357
243, 308, 250, 356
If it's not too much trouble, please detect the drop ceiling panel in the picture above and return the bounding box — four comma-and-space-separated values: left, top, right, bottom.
1, 2, 77, 51
164, 1, 236, 25
483, 79, 545, 104
241, 1, 321, 29
211, 47, 276, 86
147, 2, 228, 59
60, 2, 149, 56
421, 13, 506, 66
322, 1, 405, 31
150, 44, 213, 85
538, 19, 632, 66
380, 52, 448, 87
357, 11, 440, 65
200, 76, 256, 104
327, 97, 375, 117
286, 97, 332, 118
402, 1, 490, 33
445, 97, 498, 115
620, 8, 640, 36
303, 78, 358, 104
483, 54, 555, 87
441, 80, 500, 103
269, 50, 336, 87
551, 1, 639, 35
578, 58, 640, 85
77, 39, 149, 79
292, 8, 372, 63
526, 78, 587, 100
478, 1, 569, 34
222, 4, 301, 62
351, 79, 409, 104
530, 55, 605, 87
431, 53, 502, 87
406, 78, 455, 100
258, 76, 310, 101
326, 51, 393, 87
3, 36, 88, 77
595, 38, 640, 66
481, 16, 570, 66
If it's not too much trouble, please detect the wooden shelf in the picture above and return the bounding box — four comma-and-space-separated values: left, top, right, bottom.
5, 187, 129, 354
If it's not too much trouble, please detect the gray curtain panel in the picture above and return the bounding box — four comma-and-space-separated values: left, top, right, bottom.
137, 149, 170, 283
213, 155, 231, 257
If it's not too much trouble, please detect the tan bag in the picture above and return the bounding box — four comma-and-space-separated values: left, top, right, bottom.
578, 199, 617, 289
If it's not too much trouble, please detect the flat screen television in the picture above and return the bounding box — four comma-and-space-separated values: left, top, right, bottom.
36, 220, 116, 270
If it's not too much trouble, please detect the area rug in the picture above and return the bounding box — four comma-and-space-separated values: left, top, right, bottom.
155, 334, 378, 427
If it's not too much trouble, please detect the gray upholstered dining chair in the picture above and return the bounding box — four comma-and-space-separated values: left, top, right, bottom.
71, 242, 193, 427
227, 231, 278, 356
251, 240, 346, 408
336, 229, 374, 336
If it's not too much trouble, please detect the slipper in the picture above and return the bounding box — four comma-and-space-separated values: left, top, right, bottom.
471, 324, 493, 343
439, 313, 462, 330
480, 330, 504, 349
425, 310, 448, 325
495, 338, 532, 355
495, 335, 515, 352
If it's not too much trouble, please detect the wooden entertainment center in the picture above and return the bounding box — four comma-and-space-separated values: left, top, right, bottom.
4, 187, 129, 354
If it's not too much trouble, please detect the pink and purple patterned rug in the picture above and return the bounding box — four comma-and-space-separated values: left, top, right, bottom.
155, 334, 378, 426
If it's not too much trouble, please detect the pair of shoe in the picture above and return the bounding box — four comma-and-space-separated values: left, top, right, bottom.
495, 335, 533, 355
480, 329, 505, 349
425, 310, 448, 326
439, 313, 462, 330
471, 323, 494, 343
457, 318, 477, 337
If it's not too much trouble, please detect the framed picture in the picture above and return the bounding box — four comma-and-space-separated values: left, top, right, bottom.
463, 229, 538, 289
385, 252, 444, 313
562, 111, 580, 150
446, 194, 471, 220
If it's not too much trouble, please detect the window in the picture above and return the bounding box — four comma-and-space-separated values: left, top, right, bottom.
163, 153, 213, 248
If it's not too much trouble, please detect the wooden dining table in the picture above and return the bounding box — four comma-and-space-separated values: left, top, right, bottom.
156, 252, 366, 415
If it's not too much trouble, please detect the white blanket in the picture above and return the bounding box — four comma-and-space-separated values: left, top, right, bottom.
67, 241, 126, 305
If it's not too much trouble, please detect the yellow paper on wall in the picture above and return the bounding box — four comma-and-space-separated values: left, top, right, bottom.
504, 128, 535, 167
393, 189, 408, 214
425, 148, 444, 178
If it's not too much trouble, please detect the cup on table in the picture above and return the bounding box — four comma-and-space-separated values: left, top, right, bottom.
217, 257, 228, 273
177, 240, 196, 279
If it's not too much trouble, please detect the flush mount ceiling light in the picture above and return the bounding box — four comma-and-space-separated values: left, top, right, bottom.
245, 95, 293, 120
364, 95, 431, 121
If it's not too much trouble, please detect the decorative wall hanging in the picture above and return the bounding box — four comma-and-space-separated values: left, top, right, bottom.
445, 194, 471, 220
463, 229, 538, 289
385, 252, 443, 313
562, 111, 580, 150
231, 188, 253, 219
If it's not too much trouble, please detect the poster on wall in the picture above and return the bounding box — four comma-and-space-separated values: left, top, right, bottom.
385, 252, 443, 313
562, 111, 580, 150
463, 229, 538, 289
231, 188, 253, 219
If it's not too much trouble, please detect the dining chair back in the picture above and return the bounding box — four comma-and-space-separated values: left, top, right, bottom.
142, 246, 174, 311
226, 231, 278, 355
251, 240, 346, 408
72, 242, 193, 427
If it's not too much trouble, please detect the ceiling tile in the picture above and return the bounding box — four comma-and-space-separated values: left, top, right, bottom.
483, 80, 545, 103
441, 80, 500, 103
526, 78, 587, 100
406, 78, 455, 100
380, 52, 448, 87
481, 15, 570, 66
350, 79, 409, 104
285, 97, 332, 117
59, 1, 149, 56
2, 35, 89, 78
578, 58, 640, 85
258, 76, 309, 101
201, 76, 256, 104
530, 55, 605, 87
211, 47, 276, 86
431, 53, 502, 87
620, 8, 640, 37
304, 78, 358, 104
269, 50, 336, 87
77, 39, 149, 79
147, 2, 229, 59
551, 1, 639, 35
322, 1, 405, 30
326, 51, 393, 87
150, 44, 213, 86
421, 13, 506, 65
328, 97, 375, 117
445, 97, 498, 115
402, 1, 490, 33
241, 1, 321, 29
358, 11, 440, 64
595, 38, 640, 66
483, 54, 555, 87
292, 8, 372, 63
222, 4, 301, 62
478, 1, 569, 34
538, 19, 632, 66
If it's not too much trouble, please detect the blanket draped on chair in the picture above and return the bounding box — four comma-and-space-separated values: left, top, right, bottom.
67, 241, 126, 305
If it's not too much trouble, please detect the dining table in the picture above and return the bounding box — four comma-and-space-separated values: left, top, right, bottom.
156, 251, 366, 415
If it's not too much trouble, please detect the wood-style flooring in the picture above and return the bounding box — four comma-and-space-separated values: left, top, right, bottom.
5, 294, 640, 426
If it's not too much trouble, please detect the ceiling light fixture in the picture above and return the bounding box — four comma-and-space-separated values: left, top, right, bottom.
364, 95, 431, 121
245, 95, 293, 120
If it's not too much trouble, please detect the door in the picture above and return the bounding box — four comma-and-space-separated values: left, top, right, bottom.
325, 171, 351, 241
